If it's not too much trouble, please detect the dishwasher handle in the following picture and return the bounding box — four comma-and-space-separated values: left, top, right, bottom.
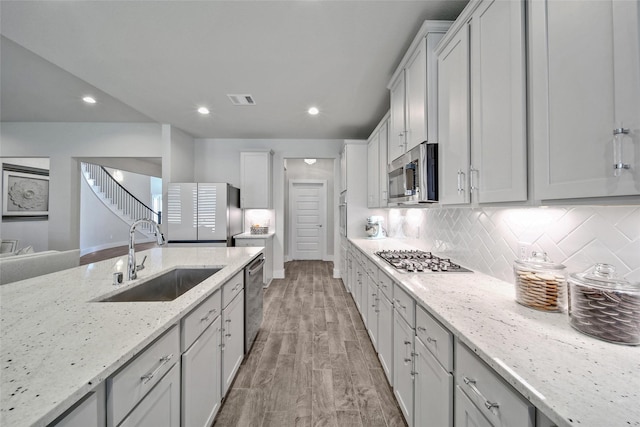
248, 256, 265, 276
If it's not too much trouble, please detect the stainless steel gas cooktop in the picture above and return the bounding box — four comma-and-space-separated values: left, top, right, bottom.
375, 250, 473, 273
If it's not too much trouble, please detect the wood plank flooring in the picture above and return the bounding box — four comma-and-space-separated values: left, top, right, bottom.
213, 260, 406, 427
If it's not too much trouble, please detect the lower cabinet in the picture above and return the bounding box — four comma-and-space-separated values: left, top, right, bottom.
455, 386, 492, 427
119, 363, 181, 427
414, 337, 453, 427
377, 291, 393, 384
51, 384, 105, 427
366, 276, 379, 349
181, 316, 222, 427
222, 289, 245, 396
393, 311, 415, 426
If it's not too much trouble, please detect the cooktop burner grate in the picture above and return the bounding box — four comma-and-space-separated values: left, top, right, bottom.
375, 250, 473, 273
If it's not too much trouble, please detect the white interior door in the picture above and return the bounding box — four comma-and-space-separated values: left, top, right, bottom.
289, 180, 326, 260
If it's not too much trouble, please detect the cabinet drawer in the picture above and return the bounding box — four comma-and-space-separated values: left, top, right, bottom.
181, 289, 221, 352
416, 305, 453, 372
365, 257, 378, 281
456, 342, 535, 427
235, 238, 265, 247
107, 325, 179, 427
222, 271, 244, 308
378, 272, 393, 300
393, 284, 415, 328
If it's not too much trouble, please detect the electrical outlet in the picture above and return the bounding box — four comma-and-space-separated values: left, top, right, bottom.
518, 242, 531, 260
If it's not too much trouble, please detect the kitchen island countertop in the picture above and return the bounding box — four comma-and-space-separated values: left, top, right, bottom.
350, 238, 640, 427
0, 246, 262, 427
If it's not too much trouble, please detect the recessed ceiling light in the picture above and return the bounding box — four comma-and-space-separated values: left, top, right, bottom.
308, 107, 319, 116
82, 96, 96, 104
304, 159, 317, 165
197, 107, 210, 115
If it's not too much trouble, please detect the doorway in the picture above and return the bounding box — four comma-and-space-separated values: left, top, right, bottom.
288, 179, 327, 260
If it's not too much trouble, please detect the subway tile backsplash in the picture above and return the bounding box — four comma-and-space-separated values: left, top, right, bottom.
386, 206, 640, 283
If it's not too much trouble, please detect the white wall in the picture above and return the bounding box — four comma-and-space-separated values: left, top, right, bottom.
194, 138, 343, 278
0, 122, 165, 250
284, 158, 335, 259
0, 157, 50, 251
104, 167, 153, 207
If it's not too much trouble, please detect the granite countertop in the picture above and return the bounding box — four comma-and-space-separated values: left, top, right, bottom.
234, 231, 275, 239
0, 246, 263, 427
350, 238, 640, 427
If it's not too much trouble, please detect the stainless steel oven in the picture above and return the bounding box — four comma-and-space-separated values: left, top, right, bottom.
388, 142, 438, 204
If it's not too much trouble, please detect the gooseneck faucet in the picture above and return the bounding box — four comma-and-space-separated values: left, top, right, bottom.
128, 219, 166, 281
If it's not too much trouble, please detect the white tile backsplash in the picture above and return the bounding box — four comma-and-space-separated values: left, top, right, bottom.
387, 206, 640, 283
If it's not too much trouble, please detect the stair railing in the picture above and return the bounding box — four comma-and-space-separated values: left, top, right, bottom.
82, 163, 161, 232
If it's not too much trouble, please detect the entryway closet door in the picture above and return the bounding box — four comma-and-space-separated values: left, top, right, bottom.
289, 180, 326, 260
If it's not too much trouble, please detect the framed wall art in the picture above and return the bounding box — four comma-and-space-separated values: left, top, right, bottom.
2, 169, 50, 217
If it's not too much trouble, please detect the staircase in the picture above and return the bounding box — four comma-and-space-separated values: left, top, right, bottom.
81, 162, 161, 237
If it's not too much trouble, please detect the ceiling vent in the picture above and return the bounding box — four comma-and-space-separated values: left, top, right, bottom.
227, 94, 256, 106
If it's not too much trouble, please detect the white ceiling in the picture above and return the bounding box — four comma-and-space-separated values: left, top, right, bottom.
0, 1, 468, 140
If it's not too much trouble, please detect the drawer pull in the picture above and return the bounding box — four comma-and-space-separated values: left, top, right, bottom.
200, 308, 217, 322
427, 337, 437, 344
463, 377, 500, 411
140, 354, 173, 384
417, 326, 426, 332
395, 299, 407, 309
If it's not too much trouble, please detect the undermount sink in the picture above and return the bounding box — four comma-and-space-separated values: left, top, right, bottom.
99, 268, 221, 302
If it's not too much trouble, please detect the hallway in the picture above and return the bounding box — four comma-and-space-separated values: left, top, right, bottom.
213, 260, 406, 427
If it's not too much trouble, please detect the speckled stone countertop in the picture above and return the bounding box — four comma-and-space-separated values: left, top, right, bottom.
0, 246, 262, 427
350, 238, 640, 427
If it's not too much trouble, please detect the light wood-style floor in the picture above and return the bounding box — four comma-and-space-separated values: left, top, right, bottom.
213, 260, 406, 427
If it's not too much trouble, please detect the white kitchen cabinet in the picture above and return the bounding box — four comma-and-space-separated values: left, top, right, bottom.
393, 311, 415, 427
340, 149, 347, 192
367, 133, 380, 208
342, 141, 368, 238
240, 151, 273, 208
455, 386, 492, 427
234, 236, 273, 286
366, 274, 379, 349
359, 265, 369, 328
437, 23, 470, 205
438, 0, 527, 205
353, 261, 363, 312
469, 0, 527, 203
377, 288, 393, 385
181, 316, 221, 427
221, 289, 244, 396
51, 384, 105, 427
530, 0, 640, 200
378, 119, 389, 205
119, 363, 181, 427
414, 337, 453, 427
388, 21, 451, 164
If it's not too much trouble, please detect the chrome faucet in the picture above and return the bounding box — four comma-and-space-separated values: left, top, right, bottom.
128, 219, 166, 281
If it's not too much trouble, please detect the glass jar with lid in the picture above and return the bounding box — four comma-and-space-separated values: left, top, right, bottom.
513, 251, 567, 312
568, 263, 640, 345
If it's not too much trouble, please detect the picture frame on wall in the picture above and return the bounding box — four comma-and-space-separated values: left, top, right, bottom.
2, 169, 50, 217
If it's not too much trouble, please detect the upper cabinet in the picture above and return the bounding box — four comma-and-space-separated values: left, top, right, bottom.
437, 0, 527, 205
240, 151, 274, 209
530, 0, 640, 200
388, 21, 452, 164
367, 112, 390, 208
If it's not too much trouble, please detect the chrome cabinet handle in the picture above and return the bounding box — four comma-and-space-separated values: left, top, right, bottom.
200, 308, 217, 322
470, 166, 478, 191
417, 326, 426, 332
141, 354, 173, 384
463, 377, 500, 411
225, 319, 232, 337
395, 299, 406, 309
457, 170, 466, 193
427, 337, 437, 344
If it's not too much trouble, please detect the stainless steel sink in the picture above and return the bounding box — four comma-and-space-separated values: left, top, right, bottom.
99, 268, 221, 302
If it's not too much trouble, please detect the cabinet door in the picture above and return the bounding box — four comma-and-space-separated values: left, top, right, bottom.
359, 269, 369, 327
119, 363, 181, 427
240, 151, 273, 208
222, 290, 244, 396
367, 134, 380, 208
438, 24, 471, 205
366, 277, 378, 349
393, 313, 414, 427
181, 317, 221, 427
389, 72, 407, 163
378, 120, 389, 205
530, 0, 640, 199
405, 39, 427, 151
455, 386, 492, 427
354, 264, 362, 311
414, 338, 453, 427
470, 0, 527, 203
377, 293, 393, 384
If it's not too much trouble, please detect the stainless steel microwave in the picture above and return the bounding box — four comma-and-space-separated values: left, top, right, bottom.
388, 142, 438, 204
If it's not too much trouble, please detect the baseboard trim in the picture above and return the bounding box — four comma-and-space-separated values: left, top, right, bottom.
333, 268, 341, 279
273, 269, 285, 279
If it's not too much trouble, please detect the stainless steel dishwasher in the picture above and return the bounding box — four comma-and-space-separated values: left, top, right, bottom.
244, 255, 264, 353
